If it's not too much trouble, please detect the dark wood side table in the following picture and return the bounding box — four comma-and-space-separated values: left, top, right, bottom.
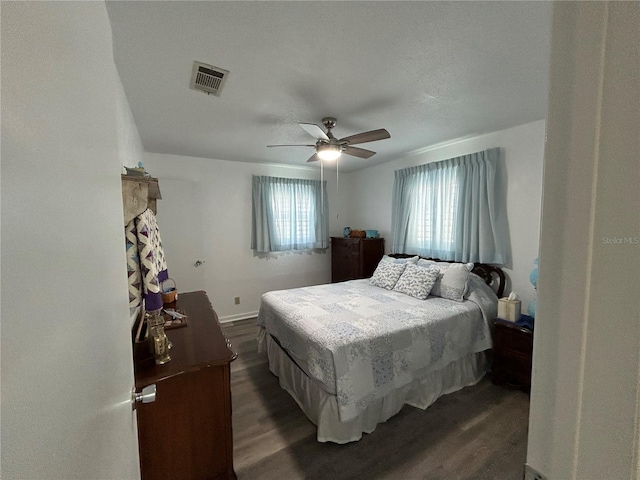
491, 318, 533, 392
134, 291, 237, 480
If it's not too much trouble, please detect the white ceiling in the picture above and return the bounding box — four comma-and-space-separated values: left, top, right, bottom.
106, 1, 552, 173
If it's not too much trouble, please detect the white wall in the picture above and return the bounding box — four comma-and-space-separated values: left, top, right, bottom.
144, 153, 352, 320
527, 2, 640, 479
1, 2, 142, 478
116, 77, 145, 169
348, 120, 545, 308
145, 121, 544, 319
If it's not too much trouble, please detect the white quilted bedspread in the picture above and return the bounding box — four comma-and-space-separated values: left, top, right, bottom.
258, 275, 497, 422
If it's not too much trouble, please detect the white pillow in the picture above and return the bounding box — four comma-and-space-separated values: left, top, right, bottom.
416, 258, 437, 268
370, 261, 407, 290
393, 264, 440, 299
381, 255, 419, 265
439, 263, 474, 302
430, 262, 474, 299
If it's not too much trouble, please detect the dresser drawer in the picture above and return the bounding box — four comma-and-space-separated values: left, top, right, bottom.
495, 328, 532, 354
339, 238, 361, 249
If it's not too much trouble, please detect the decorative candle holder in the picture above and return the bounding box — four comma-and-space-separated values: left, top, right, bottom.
146, 310, 172, 365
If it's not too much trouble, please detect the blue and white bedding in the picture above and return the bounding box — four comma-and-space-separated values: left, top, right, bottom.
258, 274, 498, 422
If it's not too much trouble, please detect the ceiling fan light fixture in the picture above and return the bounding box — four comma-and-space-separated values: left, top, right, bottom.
267, 117, 390, 163
317, 143, 342, 161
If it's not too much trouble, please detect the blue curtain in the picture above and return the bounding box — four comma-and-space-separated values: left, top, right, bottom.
391, 148, 507, 263
251, 175, 329, 253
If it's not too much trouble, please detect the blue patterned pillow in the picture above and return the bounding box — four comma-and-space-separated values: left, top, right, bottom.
393, 264, 440, 299
370, 261, 407, 290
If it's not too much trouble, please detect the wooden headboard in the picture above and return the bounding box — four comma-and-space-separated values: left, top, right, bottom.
388, 254, 506, 298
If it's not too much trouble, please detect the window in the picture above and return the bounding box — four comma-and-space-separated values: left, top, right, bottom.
251, 175, 328, 253
391, 148, 507, 264
271, 182, 313, 243
409, 172, 458, 248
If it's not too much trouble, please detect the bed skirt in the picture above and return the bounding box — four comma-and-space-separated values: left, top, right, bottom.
257, 326, 488, 443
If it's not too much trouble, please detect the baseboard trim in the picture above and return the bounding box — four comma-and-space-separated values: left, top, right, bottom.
218, 311, 259, 324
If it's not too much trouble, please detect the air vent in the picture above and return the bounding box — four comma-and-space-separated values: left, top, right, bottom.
190, 61, 229, 96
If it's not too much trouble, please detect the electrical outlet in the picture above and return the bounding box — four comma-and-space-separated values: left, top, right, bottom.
234, 297, 240, 305
524, 464, 547, 480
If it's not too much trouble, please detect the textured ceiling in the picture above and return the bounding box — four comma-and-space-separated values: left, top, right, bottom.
106, 1, 552, 173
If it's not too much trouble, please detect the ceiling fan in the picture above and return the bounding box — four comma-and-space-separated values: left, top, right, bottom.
268, 117, 390, 163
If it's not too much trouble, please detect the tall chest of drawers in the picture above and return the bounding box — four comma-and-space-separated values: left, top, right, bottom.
331, 236, 384, 283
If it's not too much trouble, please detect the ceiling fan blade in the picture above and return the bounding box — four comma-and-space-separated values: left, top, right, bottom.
344, 145, 376, 159
299, 123, 329, 141
267, 144, 315, 148
306, 153, 320, 163
340, 128, 390, 145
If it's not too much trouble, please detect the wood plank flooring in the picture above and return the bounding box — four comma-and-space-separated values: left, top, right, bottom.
223, 318, 530, 480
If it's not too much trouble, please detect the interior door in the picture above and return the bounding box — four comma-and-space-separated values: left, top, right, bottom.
2, 2, 142, 477
152, 177, 205, 292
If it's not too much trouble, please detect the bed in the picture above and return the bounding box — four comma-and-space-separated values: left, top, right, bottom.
257, 256, 505, 443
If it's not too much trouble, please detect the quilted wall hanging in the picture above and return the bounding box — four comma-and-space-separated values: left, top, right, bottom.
125, 208, 169, 313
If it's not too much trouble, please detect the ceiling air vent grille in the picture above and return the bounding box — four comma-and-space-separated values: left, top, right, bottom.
190, 61, 229, 96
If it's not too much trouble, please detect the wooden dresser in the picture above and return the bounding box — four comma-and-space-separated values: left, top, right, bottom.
134, 291, 237, 480
331, 237, 384, 283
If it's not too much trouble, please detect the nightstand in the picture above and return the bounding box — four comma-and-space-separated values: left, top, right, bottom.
491, 318, 533, 392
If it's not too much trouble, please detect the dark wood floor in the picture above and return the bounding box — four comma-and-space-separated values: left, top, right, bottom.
223, 318, 530, 480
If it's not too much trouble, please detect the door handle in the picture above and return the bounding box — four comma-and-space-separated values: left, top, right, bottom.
132, 384, 156, 410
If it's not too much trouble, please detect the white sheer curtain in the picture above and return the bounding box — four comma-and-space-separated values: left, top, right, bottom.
251, 175, 328, 253
391, 148, 508, 263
